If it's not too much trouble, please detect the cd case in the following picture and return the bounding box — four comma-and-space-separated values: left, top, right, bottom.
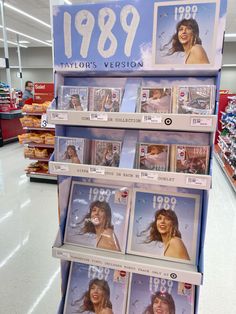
137, 143, 170, 171
139, 87, 172, 113
64, 181, 131, 254
58, 86, 89, 111
64, 262, 129, 314
91, 140, 122, 167
173, 85, 215, 114
55, 136, 90, 164
89, 88, 122, 112
127, 189, 201, 265
128, 273, 195, 314
171, 145, 210, 174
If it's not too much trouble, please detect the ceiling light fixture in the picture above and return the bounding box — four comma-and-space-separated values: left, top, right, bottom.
3, 2, 51, 29
0, 25, 52, 46
225, 33, 236, 38
0, 38, 27, 48
222, 64, 236, 67
19, 41, 30, 44
64, 0, 72, 4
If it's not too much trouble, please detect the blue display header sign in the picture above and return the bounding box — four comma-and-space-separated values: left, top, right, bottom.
53, 0, 227, 73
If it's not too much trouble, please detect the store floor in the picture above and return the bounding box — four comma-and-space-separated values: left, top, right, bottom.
0, 142, 236, 314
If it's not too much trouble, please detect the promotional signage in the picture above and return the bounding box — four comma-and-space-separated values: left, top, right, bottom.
53, 0, 226, 73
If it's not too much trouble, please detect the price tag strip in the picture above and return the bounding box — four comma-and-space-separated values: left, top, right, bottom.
41, 113, 55, 128
191, 117, 213, 127
90, 112, 108, 121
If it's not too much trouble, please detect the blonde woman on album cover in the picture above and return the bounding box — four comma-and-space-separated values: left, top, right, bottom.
143, 291, 175, 314
63, 145, 81, 164
141, 89, 171, 113
76, 278, 113, 314
141, 208, 190, 260
164, 18, 209, 64
79, 200, 121, 252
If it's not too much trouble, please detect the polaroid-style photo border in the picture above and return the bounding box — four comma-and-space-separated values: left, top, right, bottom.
59, 86, 89, 111
89, 87, 123, 112
152, 0, 220, 69
127, 188, 201, 265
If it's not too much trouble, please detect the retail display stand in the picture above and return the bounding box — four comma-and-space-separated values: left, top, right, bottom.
214, 93, 236, 192
49, 0, 227, 313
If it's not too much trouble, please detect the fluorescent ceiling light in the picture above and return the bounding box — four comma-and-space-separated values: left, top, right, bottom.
225, 33, 236, 38
0, 38, 27, 48
4, 2, 51, 29
222, 64, 236, 67
64, 0, 72, 4
0, 25, 52, 46
19, 40, 30, 44
46, 39, 52, 43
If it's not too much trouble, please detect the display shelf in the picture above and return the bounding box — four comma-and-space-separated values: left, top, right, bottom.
26, 172, 57, 183
22, 112, 44, 116
52, 244, 202, 285
49, 161, 211, 190
23, 127, 55, 131
24, 142, 54, 149
48, 109, 217, 132
214, 145, 236, 192
27, 157, 51, 162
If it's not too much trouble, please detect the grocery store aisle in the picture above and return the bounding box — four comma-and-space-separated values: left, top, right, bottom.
0, 142, 60, 314
1, 142, 236, 314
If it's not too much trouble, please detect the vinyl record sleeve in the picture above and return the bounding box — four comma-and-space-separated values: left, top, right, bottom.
137, 143, 170, 172
171, 145, 210, 174
55, 136, 90, 164
63, 262, 129, 314
127, 189, 201, 265
138, 87, 172, 113
64, 181, 131, 254
128, 273, 195, 314
91, 140, 122, 167
58, 86, 89, 111
89, 88, 122, 112
173, 85, 215, 114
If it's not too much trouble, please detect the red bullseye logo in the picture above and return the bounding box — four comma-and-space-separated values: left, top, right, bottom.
120, 270, 126, 277
184, 283, 192, 290
121, 191, 128, 198
180, 92, 185, 97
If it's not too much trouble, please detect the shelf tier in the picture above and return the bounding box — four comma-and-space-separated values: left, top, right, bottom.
49, 161, 212, 190
53, 244, 202, 285
48, 109, 217, 132
24, 142, 55, 149
214, 145, 236, 192
26, 172, 57, 180
22, 112, 45, 116
23, 127, 55, 131
26, 157, 51, 162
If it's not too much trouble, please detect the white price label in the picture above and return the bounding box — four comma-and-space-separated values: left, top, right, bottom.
89, 166, 105, 175
140, 171, 158, 180
191, 118, 212, 127
41, 113, 55, 128
90, 113, 108, 121
186, 177, 207, 187
51, 164, 69, 173
57, 251, 70, 259
51, 112, 68, 121
142, 115, 162, 124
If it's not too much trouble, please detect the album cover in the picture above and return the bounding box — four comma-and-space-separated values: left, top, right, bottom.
89, 88, 122, 112
173, 85, 215, 114
64, 182, 130, 254
128, 273, 195, 314
139, 87, 172, 113
171, 145, 210, 174
127, 189, 201, 265
55, 136, 90, 164
91, 140, 122, 168
58, 86, 89, 111
64, 262, 129, 314
137, 143, 170, 172
152, 1, 220, 67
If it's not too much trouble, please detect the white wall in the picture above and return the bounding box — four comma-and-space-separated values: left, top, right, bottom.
220, 42, 236, 93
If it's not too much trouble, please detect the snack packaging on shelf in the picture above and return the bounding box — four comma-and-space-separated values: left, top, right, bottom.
128, 273, 194, 314
136, 143, 170, 171
58, 86, 88, 111
91, 140, 122, 167
64, 181, 131, 254
63, 262, 129, 314
24, 147, 35, 158
127, 189, 201, 265
18, 133, 31, 144
34, 148, 50, 159
138, 87, 172, 113
89, 87, 122, 112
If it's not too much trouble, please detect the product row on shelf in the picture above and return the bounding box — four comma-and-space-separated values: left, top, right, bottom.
214, 95, 236, 192
0, 82, 22, 112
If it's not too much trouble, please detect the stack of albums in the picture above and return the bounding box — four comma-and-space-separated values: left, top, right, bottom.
63, 263, 195, 314
64, 182, 130, 254
58, 86, 123, 112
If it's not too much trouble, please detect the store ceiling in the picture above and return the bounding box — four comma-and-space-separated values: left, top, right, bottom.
0, 0, 235, 49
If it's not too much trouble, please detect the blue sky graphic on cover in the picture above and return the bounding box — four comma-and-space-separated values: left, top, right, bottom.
64, 182, 130, 254
64, 262, 129, 314
52, 0, 226, 73
128, 273, 194, 314
128, 189, 200, 264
